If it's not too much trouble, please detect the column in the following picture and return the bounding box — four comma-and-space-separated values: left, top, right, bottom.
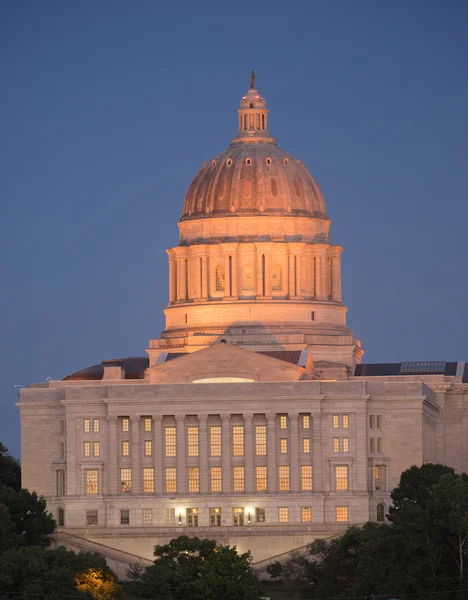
313, 412, 324, 492
224, 253, 231, 298
153, 415, 163, 495
264, 253, 272, 297
199, 415, 209, 494
267, 413, 277, 492
290, 413, 300, 493
315, 255, 322, 299
202, 255, 209, 299
168, 255, 177, 304
295, 256, 302, 298
177, 258, 186, 301
331, 257, 342, 302
107, 416, 118, 496
256, 250, 263, 297
66, 416, 78, 496
176, 415, 186, 494
321, 257, 329, 300
195, 256, 202, 299
231, 252, 238, 298
288, 253, 295, 298
221, 414, 231, 494
244, 413, 254, 493
131, 416, 141, 495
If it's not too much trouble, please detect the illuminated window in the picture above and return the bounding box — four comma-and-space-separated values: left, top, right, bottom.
93, 418, 100, 433
165, 427, 176, 457
374, 466, 382, 490
233, 466, 244, 492
272, 264, 282, 290
279, 415, 287, 429
280, 438, 288, 454
335, 466, 348, 491
84, 441, 91, 457
242, 265, 254, 291
301, 465, 313, 491
144, 440, 152, 456
188, 467, 199, 492
377, 415, 382, 429
377, 503, 385, 522
302, 415, 310, 429
122, 440, 129, 456
165, 508, 175, 525
376, 438, 382, 453
86, 470, 98, 495
143, 468, 154, 493
121, 468, 132, 493
121, 418, 129, 432
256, 466, 267, 491
233, 507, 244, 526
336, 506, 349, 523
120, 509, 130, 525
84, 419, 90, 433
187, 508, 199, 526
256, 508, 265, 523
142, 508, 153, 525
187, 427, 199, 457
211, 467, 222, 492
303, 438, 310, 453
342, 415, 349, 429
215, 265, 225, 292
144, 417, 152, 432
210, 507, 221, 526
369, 415, 374, 429
333, 438, 340, 453
232, 426, 244, 456
56, 470, 66, 496
165, 468, 176, 493
278, 507, 289, 523
256, 425, 267, 455
301, 507, 311, 523
343, 438, 349, 453
210, 426, 221, 456
279, 466, 290, 491
87, 510, 98, 526
332, 415, 339, 429
93, 441, 100, 457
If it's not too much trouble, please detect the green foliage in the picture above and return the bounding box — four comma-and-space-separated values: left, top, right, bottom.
137, 535, 261, 600
0, 443, 21, 491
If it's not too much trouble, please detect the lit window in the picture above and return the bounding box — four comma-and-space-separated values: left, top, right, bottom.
58, 507, 65, 526
122, 440, 129, 456
278, 507, 289, 523
187, 508, 199, 526
343, 438, 349, 453
210, 507, 222, 526
374, 466, 382, 490
256, 507, 266, 523
86, 510, 98, 526
233, 466, 244, 492
369, 415, 374, 429
165, 508, 175, 525
301, 465, 313, 491
242, 265, 254, 291
215, 265, 225, 292
121, 418, 129, 432
84, 419, 90, 433
142, 508, 153, 525
165, 467, 176, 493
333, 437, 340, 453
144, 418, 152, 432
211, 467, 222, 492
302, 415, 310, 429
377, 415, 382, 429
370, 438, 375, 453
188, 467, 199, 492
256, 466, 267, 491
280, 438, 288, 454
144, 440, 152, 456
143, 468, 154, 493
335, 466, 348, 491
93, 441, 100, 457
86, 470, 98, 495
232, 426, 244, 456
279, 415, 288, 429
233, 507, 244, 526
256, 425, 267, 455
279, 466, 290, 491
120, 468, 132, 493
301, 507, 311, 523
377, 503, 385, 522
93, 418, 100, 433
165, 427, 176, 457
342, 415, 349, 429
187, 427, 199, 457
120, 509, 130, 525
303, 438, 310, 453
332, 415, 339, 429
272, 264, 282, 290
56, 470, 66, 496
210, 426, 221, 456
84, 441, 91, 457
377, 438, 382, 454
336, 506, 348, 523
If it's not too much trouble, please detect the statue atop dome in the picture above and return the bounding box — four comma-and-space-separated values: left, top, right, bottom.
250, 69, 256, 89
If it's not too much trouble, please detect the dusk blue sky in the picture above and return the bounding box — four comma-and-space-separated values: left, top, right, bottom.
1, 0, 467, 458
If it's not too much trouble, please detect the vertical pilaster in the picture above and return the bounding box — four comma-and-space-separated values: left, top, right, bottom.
168, 254, 177, 304
312, 413, 323, 492
290, 412, 300, 492
131, 415, 141, 495
267, 413, 277, 492
221, 414, 231, 494
231, 251, 238, 298
199, 415, 209, 494
315, 255, 322, 299
153, 415, 163, 495
256, 251, 263, 297
264, 252, 272, 297
107, 416, 118, 496
288, 253, 295, 298
321, 256, 329, 300
331, 256, 342, 302
176, 415, 186, 494
244, 413, 254, 493
66, 417, 77, 496
202, 255, 209, 299
224, 253, 231, 298
296, 256, 302, 298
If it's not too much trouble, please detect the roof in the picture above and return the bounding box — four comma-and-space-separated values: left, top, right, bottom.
355, 361, 467, 382
166, 350, 303, 365
63, 357, 149, 381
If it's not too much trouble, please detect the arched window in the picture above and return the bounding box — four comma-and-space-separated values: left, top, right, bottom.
58, 507, 65, 527
215, 265, 225, 292
374, 466, 382, 490
243, 115, 247, 129
266, 157, 272, 165
376, 503, 385, 522
246, 158, 252, 165
226, 158, 233, 167
242, 265, 254, 291
272, 264, 282, 290
262, 114, 265, 129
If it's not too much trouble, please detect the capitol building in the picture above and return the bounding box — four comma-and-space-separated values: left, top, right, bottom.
18, 76, 468, 566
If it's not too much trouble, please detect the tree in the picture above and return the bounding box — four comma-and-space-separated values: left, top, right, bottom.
75, 567, 120, 599
138, 536, 260, 600
0, 443, 21, 491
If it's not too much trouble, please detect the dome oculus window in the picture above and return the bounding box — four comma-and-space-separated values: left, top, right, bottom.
284, 158, 289, 165
266, 157, 272, 165
246, 158, 252, 165
211, 160, 216, 167
226, 158, 233, 167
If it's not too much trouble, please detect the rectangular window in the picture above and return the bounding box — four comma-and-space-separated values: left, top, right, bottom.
255, 425, 267, 455
256, 507, 266, 523
374, 466, 382, 490
210, 467, 222, 492
59, 441, 64, 457
233, 507, 244, 526
142, 508, 153, 525
369, 415, 374, 429
342, 415, 349, 429
280, 438, 288, 454
210, 426, 221, 456
165, 508, 175, 525
279, 465, 290, 491
302, 438, 310, 453
122, 440, 129, 456
86, 470, 98, 495
165, 467, 176, 493
144, 440, 152, 457
333, 437, 340, 453
377, 415, 382, 429
343, 438, 349, 453
86, 510, 98, 526
336, 506, 349, 523
84, 441, 91, 457
335, 465, 349, 491
165, 427, 176, 457
188, 467, 199, 492
369, 438, 375, 453
56, 470, 66, 496
144, 417, 152, 432
83, 418, 90, 433
279, 415, 288, 429
121, 468, 132, 493
210, 507, 221, 526
93, 441, 100, 457
60, 420, 65, 435
278, 507, 289, 523
332, 415, 339, 429
93, 418, 100, 433
187, 427, 199, 457
302, 415, 310, 429
143, 468, 154, 493
301, 465, 313, 491
377, 438, 382, 453
302, 506, 311, 523
120, 509, 130, 525
121, 417, 129, 432
233, 466, 245, 492
232, 425, 244, 456
187, 508, 199, 526
256, 466, 267, 491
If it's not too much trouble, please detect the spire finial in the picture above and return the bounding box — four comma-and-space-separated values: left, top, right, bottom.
250, 69, 255, 89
